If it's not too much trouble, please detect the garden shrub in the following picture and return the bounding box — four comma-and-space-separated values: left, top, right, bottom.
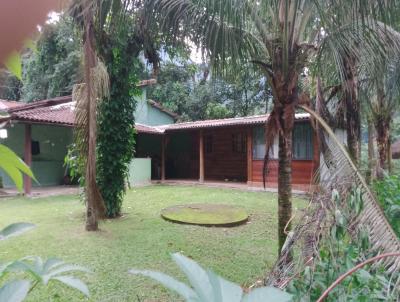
373, 175, 400, 238
287, 188, 399, 301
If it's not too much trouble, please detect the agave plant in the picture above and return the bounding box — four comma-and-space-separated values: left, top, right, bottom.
7, 257, 91, 296
0, 145, 91, 301
0, 222, 91, 302
0, 223, 35, 241
130, 253, 292, 302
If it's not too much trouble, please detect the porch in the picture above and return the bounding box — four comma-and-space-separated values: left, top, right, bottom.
155, 179, 312, 194
144, 115, 318, 190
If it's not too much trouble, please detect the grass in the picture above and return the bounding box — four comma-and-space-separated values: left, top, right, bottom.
0, 185, 306, 302
160, 203, 249, 225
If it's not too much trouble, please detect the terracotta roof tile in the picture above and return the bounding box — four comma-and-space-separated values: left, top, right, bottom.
7, 100, 165, 134
135, 123, 163, 134
161, 113, 309, 131
8, 96, 72, 113
12, 103, 75, 126
5, 96, 310, 135
0, 100, 25, 111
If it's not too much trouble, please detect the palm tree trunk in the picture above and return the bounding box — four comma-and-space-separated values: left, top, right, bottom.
366, 118, 376, 184
375, 117, 390, 171
82, 1, 106, 231
278, 130, 292, 252
387, 139, 392, 174
343, 57, 360, 165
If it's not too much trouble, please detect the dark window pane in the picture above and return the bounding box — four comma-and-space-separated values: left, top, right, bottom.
292, 123, 313, 160
232, 133, 246, 153
32, 140, 40, 155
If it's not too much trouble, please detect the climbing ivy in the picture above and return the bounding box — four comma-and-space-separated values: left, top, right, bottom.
96, 34, 140, 218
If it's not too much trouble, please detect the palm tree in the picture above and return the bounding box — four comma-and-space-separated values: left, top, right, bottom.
70, 0, 109, 231
364, 54, 400, 173
70, 0, 172, 224
150, 0, 400, 252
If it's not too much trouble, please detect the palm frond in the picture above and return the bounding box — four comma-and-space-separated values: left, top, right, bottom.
266, 106, 400, 288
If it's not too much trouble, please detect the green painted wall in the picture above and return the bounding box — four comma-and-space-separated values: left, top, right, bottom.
134, 88, 174, 126
0, 123, 72, 188
128, 158, 151, 186
0, 88, 173, 189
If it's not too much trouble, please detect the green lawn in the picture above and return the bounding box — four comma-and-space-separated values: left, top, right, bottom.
0, 185, 305, 301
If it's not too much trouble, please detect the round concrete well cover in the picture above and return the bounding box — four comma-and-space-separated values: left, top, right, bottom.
161, 203, 248, 226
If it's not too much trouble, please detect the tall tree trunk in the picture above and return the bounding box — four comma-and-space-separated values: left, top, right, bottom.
82, 1, 106, 231
366, 118, 377, 184
375, 117, 390, 171
278, 130, 292, 252
343, 57, 361, 165
374, 80, 391, 172
262, 48, 300, 257
388, 139, 392, 174
84, 15, 99, 232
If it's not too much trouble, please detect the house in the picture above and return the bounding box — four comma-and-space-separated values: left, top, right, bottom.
0, 80, 176, 192
136, 114, 318, 192
0, 83, 319, 194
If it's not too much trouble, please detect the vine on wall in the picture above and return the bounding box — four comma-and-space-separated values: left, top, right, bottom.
96, 32, 140, 218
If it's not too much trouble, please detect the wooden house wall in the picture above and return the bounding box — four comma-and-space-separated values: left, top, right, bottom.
163, 120, 319, 186
203, 127, 247, 181
250, 124, 319, 185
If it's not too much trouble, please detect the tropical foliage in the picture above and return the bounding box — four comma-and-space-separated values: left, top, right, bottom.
0, 222, 91, 302
93, 7, 141, 219
147, 61, 269, 120
130, 252, 292, 302
288, 188, 399, 301
69, 0, 177, 220
0, 145, 90, 301
0, 69, 22, 100
21, 16, 82, 102
0, 145, 35, 190
374, 175, 400, 238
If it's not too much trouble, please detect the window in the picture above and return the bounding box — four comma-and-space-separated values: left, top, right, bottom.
32, 140, 40, 155
205, 135, 213, 154
292, 123, 313, 160
232, 133, 246, 153
252, 123, 313, 160
252, 127, 275, 159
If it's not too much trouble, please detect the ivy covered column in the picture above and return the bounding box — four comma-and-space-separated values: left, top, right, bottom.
96, 41, 139, 218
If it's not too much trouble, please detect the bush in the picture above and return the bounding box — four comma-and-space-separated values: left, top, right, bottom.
287, 188, 399, 301
373, 175, 400, 238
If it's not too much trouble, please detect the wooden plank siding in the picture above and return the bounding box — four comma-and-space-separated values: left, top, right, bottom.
164, 121, 319, 188
250, 127, 319, 185
251, 160, 315, 184
203, 127, 247, 181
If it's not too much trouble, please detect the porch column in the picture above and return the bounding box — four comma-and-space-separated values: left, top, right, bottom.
247, 128, 253, 186
199, 130, 204, 182
24, 124, 32, 195
161, 135, 166, 182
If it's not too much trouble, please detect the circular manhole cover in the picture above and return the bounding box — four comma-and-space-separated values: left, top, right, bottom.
161, 203, 248, 226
